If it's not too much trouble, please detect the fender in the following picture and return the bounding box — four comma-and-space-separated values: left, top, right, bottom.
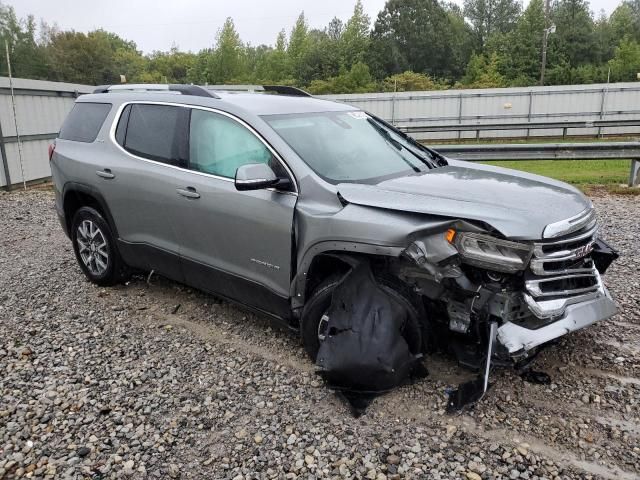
62, 182, 120, 238
290, 240, 404, 310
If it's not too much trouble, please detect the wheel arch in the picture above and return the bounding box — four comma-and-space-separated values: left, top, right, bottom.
290, 242, 404, 311
62, 183, 119, 238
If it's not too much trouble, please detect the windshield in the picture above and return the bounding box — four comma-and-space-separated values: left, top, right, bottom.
263, 111, 432, 184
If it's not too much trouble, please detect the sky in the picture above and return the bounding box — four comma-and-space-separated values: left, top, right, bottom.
12, 0, 622, 54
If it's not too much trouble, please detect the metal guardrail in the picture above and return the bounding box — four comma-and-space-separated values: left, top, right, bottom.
400, 118, 640, 139
431, 141, 640, 187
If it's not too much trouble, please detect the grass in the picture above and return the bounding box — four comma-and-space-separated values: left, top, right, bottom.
481, 159, 631, 185
480, 159, 640, 195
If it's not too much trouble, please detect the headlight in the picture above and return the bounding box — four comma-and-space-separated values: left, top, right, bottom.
451, 231, 532, 273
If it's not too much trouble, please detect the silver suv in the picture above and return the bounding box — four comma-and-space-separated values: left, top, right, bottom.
51, 84, 617, 395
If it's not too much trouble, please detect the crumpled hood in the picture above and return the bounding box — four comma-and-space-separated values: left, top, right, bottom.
337, 159, 591, 240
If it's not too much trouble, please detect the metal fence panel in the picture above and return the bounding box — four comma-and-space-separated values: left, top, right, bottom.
0, 77, 93, 188
1, 79, 640, 188
320, 82, 640, 142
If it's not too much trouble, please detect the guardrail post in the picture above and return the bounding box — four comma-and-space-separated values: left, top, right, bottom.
630, 159, 640, 187
526, 91, 533, 139
457, 94, 463, 140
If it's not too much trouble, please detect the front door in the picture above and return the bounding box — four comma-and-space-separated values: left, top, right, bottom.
172, 107, 297, 318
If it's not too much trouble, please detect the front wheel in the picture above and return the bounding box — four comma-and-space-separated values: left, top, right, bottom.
300, 274, 423, 362
71, 206, 128, 286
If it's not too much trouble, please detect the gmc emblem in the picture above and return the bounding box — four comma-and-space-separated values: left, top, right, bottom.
574, 243, 594, 259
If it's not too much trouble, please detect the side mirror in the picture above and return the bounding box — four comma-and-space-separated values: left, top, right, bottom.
235, 163, 279, 191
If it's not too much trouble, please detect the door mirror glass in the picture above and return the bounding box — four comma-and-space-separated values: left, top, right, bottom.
235, 163, 279, 191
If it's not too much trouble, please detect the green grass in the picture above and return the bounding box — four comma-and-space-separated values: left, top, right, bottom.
481, 159, 631, 186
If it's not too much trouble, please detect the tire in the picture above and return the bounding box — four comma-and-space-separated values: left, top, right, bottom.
71, 206, 128, 286
300, 272, 423, 362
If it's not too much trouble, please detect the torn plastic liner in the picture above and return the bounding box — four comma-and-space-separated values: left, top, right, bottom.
447, 321, 497, 413
315, 262, 425, 415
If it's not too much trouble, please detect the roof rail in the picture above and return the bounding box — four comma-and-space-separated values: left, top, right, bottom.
93, 84, 220, 99
263, 85, 312, 97
205, 84, 312, 97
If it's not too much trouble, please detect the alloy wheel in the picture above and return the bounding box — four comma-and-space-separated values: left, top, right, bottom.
76, 219, 109, 276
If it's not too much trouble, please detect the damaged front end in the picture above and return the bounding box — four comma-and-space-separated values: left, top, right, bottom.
394, 207, 618, 410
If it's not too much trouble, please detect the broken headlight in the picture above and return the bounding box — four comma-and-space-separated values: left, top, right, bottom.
452, 232, 532, 273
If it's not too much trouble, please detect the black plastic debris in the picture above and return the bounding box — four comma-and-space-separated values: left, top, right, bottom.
446, 321, 498, 413
315, 262, 424, 415
446, 377, 491, 413
591, 238, 619, 274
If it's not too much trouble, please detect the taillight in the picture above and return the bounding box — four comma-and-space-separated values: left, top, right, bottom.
48, 142, 56, 161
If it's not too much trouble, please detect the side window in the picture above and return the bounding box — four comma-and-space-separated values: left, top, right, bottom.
122, 104, 188, 167
59, 103, 111, 143
189, 109, 284, 179
115, 104, 131, 146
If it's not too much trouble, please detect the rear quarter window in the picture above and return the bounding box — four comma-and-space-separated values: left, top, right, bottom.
59, 103, 112, 143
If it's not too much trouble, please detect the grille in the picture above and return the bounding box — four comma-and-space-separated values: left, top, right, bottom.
525, 220, 601, 318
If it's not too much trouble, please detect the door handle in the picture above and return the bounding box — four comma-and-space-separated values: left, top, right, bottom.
176, 187, 200, 199
96, 169, 115, 179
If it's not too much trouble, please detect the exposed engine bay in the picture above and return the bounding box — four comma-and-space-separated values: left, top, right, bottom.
313, 207, 618, 413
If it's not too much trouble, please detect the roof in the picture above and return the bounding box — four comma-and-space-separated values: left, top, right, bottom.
213, 91, 356, 115
78, 88, 356, 116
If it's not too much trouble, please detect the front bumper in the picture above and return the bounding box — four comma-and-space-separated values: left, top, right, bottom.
497, 284, 616, 355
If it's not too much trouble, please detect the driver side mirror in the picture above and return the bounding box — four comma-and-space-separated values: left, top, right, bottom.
235, 163, 279, 191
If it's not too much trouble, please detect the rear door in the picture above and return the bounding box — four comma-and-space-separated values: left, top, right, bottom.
170, 107, 297, 318
98, 102, 190, 280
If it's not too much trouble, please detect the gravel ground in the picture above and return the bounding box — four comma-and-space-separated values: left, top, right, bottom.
1, 188, 638, 480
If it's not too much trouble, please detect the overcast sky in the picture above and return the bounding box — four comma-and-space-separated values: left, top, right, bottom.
12, 0, 621, 54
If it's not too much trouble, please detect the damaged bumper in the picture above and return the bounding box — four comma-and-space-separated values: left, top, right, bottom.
498, 282, 616, 354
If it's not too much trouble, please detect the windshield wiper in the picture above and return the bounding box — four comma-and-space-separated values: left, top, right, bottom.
366, 118, 422, 173
369, 115, 448, 168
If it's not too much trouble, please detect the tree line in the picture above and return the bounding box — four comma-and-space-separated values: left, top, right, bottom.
1, 0, 640, 94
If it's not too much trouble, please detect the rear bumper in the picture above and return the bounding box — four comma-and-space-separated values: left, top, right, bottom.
497, 285, 616, 355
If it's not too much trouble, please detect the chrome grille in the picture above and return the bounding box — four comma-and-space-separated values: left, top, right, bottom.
530, 223, 597, 276
525, 221, 602, 318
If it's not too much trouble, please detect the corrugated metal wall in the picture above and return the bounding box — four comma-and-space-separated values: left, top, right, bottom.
0, 77, 93, 188
1, 79, 639, 188
319, 82, 640, 141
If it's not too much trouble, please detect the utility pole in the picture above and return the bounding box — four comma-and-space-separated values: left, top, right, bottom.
5, 40, 26, 190
540, 0, 550, 86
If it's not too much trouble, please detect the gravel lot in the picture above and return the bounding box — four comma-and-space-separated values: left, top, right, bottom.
1, 188, 638, 480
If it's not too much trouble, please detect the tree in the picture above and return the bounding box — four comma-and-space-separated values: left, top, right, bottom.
288, 12, 309, 81
608, 36, 640, 81
609, 4, 637, 43
46, 30, 129, 84
300, 29, 342, 83
212, 17, 246, 82
307, 61, 377, 94
369, 0, 471, 80
339, 0, 370, 68
487, 0, 545, 85
146, 47, 196, 83
463, 0, 522, 47
188, 17, 246, 84
459, 52, 506, 87
254, 30, 291, 82
0, 4, 48, 79
550, 0, 598, 70
382, 71, 447, 91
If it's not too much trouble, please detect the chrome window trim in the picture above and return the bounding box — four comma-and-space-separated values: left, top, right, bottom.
108, 100, 299, 196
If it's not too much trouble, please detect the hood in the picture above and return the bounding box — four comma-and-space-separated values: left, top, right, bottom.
337, 159, 591, 240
